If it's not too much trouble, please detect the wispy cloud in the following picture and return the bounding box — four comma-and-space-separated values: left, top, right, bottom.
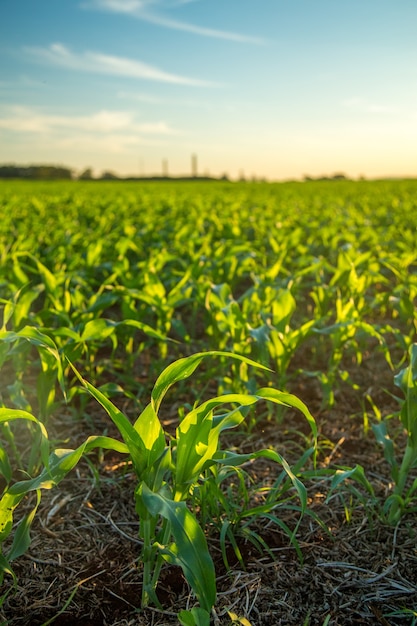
82, 0, 265, 44
0, 105, 178, 135
57, 132, 167, 153
24, 42, 215, 86
0, 105, 178, 157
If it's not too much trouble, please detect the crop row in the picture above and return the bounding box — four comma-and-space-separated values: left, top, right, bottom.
1, 181, 415, 398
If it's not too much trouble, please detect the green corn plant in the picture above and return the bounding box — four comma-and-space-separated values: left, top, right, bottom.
0, 306, 169, 417
0, 327, 66, 476
372, 343, 417, 524
328, 344, 417, 524
0, 409, 128, 589
4, 252, 68, 326
311, 293, 394, 408
378, 253, 417, 334
249, 288, 316, 389
192, 444, 317, 569
79, 351, 316, 609
0, 290, 70, 425
143, 269, 193, 337
204, 283, 250, 354
204, 284, 316, 395
0, 327, 65, 405
59, 316, 170, 379
0, 351, 317, 616
325, 464, 376, 523
203, 284, 259, 396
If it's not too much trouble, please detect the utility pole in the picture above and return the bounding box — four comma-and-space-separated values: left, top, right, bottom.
191, 153, 198, 178
162, 159, 168, 177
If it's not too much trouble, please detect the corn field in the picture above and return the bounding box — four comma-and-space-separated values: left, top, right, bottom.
0, 178, 416, 625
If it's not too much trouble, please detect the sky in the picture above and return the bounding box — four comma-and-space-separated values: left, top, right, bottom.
0, 0, 416, 180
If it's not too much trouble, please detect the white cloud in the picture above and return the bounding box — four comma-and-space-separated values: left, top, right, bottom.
82, 0, 265, 44
24, 43, 215, 86
0, 105, 178, 159
57, 132, 166, 153
0, 105, 178, 135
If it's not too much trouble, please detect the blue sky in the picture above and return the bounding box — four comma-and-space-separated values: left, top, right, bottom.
1, 0, 416, 179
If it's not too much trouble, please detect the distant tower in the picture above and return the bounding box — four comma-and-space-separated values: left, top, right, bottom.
191, 153, 198, 178
162, 159, 168, 177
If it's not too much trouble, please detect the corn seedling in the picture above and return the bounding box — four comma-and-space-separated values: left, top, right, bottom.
372, 343, 417, 523
0, 351, 316, 616
325, 346, 417, 523
312, 294, 394, 409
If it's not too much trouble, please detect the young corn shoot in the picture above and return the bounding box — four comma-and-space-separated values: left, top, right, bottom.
0, 351, 317, 617
373, 343, 417, 523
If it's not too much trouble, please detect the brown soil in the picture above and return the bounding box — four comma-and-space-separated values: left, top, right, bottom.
1, 351, 417, 626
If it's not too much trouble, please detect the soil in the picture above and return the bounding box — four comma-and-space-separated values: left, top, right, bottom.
1, 348, 417, 626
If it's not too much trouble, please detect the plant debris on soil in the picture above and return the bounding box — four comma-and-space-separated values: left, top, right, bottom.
1, 357, 416, 626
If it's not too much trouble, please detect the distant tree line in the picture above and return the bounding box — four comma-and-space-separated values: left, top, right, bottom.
0, 163, 269, 182
0, 164, 224, 182
0, 164, 73, 179
303, 173, 348, 181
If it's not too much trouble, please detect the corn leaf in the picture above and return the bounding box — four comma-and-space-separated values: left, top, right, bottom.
68, 361, 147, 473
175, 394, 259, 498
7, 490, 41, 561
140, 483, 216, 612
256, 388, 318, 440
178, 608, 211, 626
151, 351, 270, 413
0, 408, 50, 469
394, 343, 417, 439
